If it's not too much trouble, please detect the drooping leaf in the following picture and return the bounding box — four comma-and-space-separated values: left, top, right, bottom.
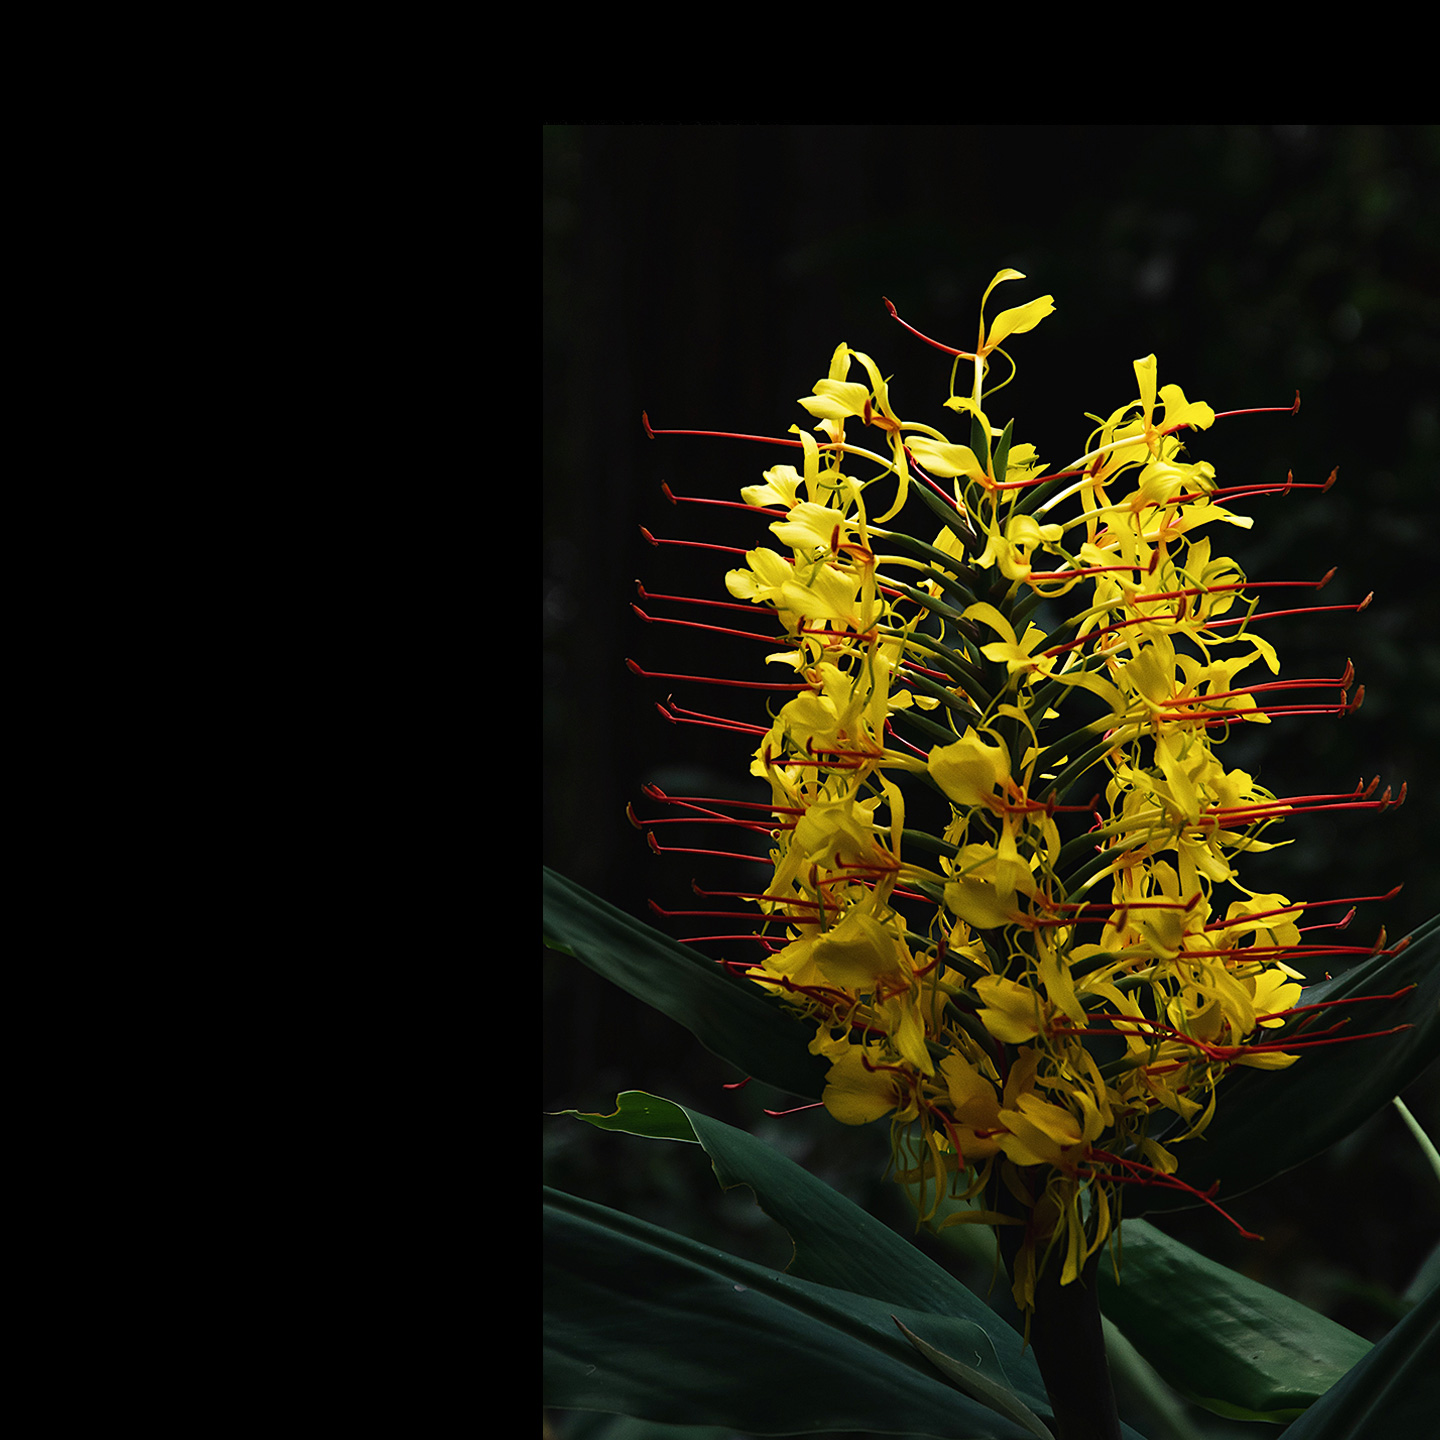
1403, 1236, 1440, 1305
894, 1317, 1055, 1440
545, 1186, 1050, 1440
1096, 1219, 1371, 1422
1278, 1275, 1438, 1437
554, 1095, 1150, 1439
1100, 1319, 1207, 1440
543, 868, 825, 1099
1134, 913, 1440, 1213
564, 1091, 1021, 1323
548, 1418, 735, 1440
563, 1090, 702, 1146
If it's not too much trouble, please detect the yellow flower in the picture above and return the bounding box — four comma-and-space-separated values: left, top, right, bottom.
928, 728, 1011, 808
637, 267, 1405, 1318
975, 269, 1055, 360
817, 1039, 906, 1126
964, 602, 1054, 680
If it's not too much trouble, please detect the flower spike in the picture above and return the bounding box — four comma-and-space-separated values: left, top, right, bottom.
633, 270, 1405, 1322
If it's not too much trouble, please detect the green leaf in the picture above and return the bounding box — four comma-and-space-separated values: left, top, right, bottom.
969, 408, 991, 473
545, 1186, 1051, 1439
1403, 1237, 1440, 1305
565, 1092, 1019, 1322
1097, 1220, 1371, 1422
560, 1091, 702, 1146
893, 1317, 1055, 1440
554, 1095, 1150, 1438
991, 419, 1014, 489
1101, 1318, 1207, 1440
910, 463, 980, 540
1392, 1095, 1440, 1187
543, 869, 826, 1099
1134, 913, 1440, 1213
1279, 1275, 1439, 1436
549, 1418, 737, 1440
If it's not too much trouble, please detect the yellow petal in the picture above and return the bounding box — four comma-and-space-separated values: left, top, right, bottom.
905, 437, 986, 481
984, 295, 1056, 351
811, 910, 903, 989
821, 1045, 900, 1125
928, 729, 1009, 807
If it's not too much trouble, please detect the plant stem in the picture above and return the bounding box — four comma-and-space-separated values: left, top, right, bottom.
996, 1174, 1122, 1440
1394, 1096, 1440, 1190
1027, 1251, 1122, 1440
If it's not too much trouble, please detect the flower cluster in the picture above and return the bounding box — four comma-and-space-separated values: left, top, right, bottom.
633, 272, 1404, 1312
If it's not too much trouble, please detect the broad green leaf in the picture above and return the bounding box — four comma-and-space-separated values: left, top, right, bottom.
1403, 1237, 1440, 1305
565, 1092, 1027, 1325
893, 1318, 1055, 1440
563, 1091, 701, 1146
1096, 1220, 1370, 1422
1101, 1319, 1207, 1440
545, 1186, 1051, 1440
1279, 1276, 1438, 1436
549, 1418, 737, 1440
1134, 913, 1440, 1213
556, 1095, 1148, 1439
543, 869, 826, 1099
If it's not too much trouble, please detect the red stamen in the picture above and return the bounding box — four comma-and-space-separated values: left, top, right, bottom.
1211, 788, 1401, 824
628, 657, 814, 691
805, 735, 886, 761
883, 297, 971, 358
1157, 669, 1352, 706
1191, 466, 1336, 503
678, 933, 779, 944
645, 833, 772, 863
633, 603, 785, 645
1201, 886, 1401, 932
996, 466, 1087, 491
637, 814, 787, 835
637, 581, 778, 615
1208, 396, 1302, 421
900, 448, 968, 518
692, 883, 822, 906
1302, 907, 1355, 934
644, 784, 805, 817
1120, 574, 1336, 607
898, 659, 957, 683
639, 526, 751, 558
1206, 596, 1371, 627
1043, 594, 1374, 660
1242, 1025, 1413, 1053
656, 701, 768, 736
661, 481, 784, 515
1086, 1149, 1263, 1240
649, 900, 797, 922
643, 421, 811, 448
1257, 984, 1416, 1023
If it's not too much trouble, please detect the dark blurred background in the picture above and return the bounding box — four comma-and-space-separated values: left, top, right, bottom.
543, 125, 1438, 1427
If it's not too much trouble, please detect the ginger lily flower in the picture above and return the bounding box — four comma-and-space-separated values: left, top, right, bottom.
634, 270, 1405, 1333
